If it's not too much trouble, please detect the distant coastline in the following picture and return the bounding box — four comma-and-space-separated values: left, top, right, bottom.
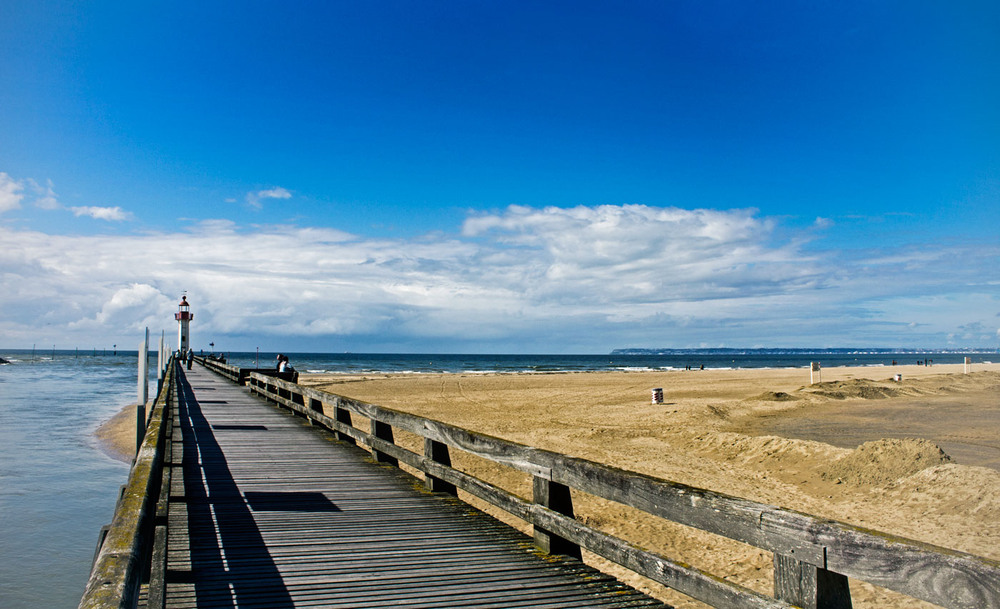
611, 347, 999, 356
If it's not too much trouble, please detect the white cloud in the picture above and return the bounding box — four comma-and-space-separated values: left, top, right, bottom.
1, 204, 997, 351
0, 172, 25, 213
462, 205, 805, 305
28, 178, 60, 210
69, 283, 167, 329
0, 173, 62, 213
246, 186, 292, 209
70, 206, 133, 221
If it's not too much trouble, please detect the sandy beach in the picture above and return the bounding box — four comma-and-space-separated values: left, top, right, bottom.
95, 401, 140, 462
100, 363, 1000, 608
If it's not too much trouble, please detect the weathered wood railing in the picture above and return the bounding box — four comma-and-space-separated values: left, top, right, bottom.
79, 357, 177, 609
244, 370, 1000, 609
195, 355, 296, 385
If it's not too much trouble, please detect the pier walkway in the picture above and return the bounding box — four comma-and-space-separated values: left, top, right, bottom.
164, 365, 663, 608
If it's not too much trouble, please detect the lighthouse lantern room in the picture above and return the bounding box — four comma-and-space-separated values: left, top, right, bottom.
175, 295, 193, 355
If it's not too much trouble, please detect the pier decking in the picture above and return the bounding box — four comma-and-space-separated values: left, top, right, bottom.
163, 365, 663, 608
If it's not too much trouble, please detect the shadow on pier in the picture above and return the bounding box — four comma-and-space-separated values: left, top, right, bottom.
174, 372, 295, 607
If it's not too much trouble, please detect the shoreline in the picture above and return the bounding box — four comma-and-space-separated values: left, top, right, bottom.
296, 360, 995, 375
95, 402, 137, 463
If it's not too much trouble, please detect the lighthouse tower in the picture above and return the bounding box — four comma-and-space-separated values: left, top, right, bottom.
175, 295, 193, 355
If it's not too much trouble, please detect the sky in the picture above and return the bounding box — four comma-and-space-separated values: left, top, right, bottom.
1, 1, 998, 354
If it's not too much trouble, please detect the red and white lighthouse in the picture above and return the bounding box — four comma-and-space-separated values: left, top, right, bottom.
175, 295, 193, 355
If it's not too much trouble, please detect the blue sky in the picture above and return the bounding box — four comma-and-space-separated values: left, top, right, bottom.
2, 1, 998, 353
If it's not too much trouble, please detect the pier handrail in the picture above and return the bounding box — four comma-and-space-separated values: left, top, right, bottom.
245, 370, 1000, 609
195, 354, 296, 384
79, 357, 176, 609
193, 354, 240, 382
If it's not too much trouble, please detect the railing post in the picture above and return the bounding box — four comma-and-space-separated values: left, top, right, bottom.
774, 553, 852, 609
372, 420, 398, 466
290, 390, 306, 418
424, 439, 458, 495
532, 477, 581, 559
333, 400, 356, 445
307, 398, 323, 424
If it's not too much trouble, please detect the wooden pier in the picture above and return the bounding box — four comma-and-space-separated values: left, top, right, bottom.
163, 364, 662, 608
82, 357, 1000, 609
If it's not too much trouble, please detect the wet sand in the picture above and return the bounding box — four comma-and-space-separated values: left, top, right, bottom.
95, 401, 138, 462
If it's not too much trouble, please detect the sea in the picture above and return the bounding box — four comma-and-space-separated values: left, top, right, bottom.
0, 348, 995, 608
223, 349, 994, 374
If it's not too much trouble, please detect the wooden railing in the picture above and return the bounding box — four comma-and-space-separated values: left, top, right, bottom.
193, 355, 240, 382
245, 371, 1000, 609
79, 358, 176, 609
196, 355, 296, 385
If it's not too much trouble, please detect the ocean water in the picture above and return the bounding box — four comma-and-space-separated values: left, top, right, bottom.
217, 349, 994, 375
0, 348, 994, 607
0, 352, 154, 609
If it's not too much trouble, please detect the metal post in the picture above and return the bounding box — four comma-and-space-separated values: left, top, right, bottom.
157, 331, 165, 394
137, 328, 148, 453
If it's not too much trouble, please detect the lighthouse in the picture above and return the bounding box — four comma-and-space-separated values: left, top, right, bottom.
175, 295, 193, 355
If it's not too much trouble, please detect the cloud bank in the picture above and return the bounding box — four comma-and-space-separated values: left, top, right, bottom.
1, 204, 996, 352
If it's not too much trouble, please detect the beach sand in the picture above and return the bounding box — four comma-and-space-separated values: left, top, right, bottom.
98, 363, 1000, 608
96, 401, 139, 462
